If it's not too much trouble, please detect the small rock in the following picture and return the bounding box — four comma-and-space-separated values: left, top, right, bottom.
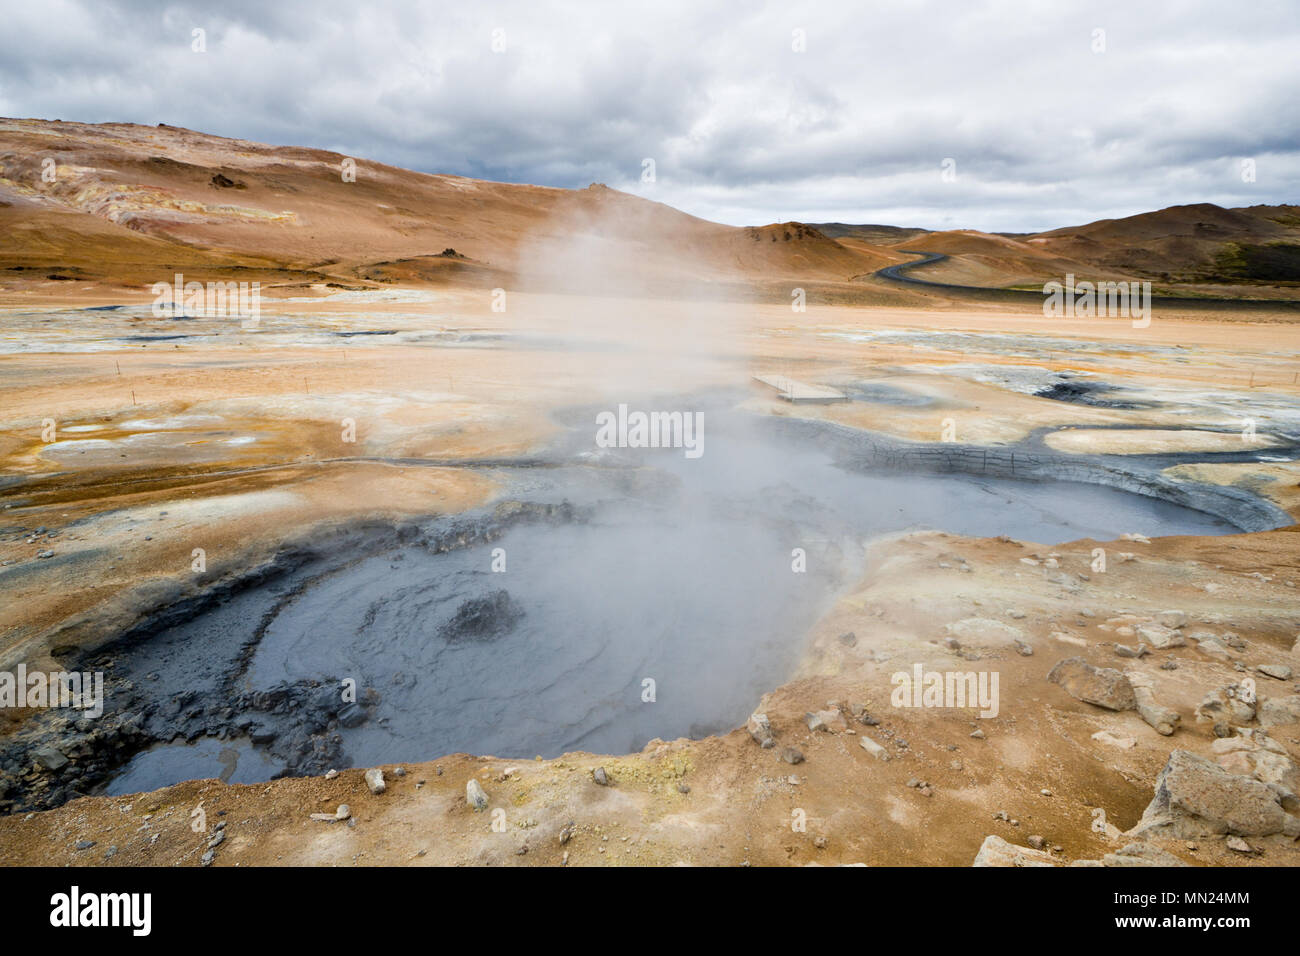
32, 746, 69, 772
1259, 664, 1293, 681
466, 779, 489, 811
1027, 835, 1046, 850
972, 835, 1057, 867
805, 709, 847, 733
859, 736, 890, 760
1226, 836, 1252, 853
1196, 637, 1230, 659
747, 712, 775, 749
780, 747, 804, 765
337, 703, 366, 728
1155, 610, 1186, 629
1114, 643, 1147, 659
364, 768, 385, 794
1091, 730, 1137, 749
1136, 623, 1184, 649
1047, 657, 1136, 711
593, 766, 610, 786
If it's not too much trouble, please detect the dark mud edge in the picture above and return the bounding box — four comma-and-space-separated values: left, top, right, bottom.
763, 415, 1295, 533
0, 500, 585, 814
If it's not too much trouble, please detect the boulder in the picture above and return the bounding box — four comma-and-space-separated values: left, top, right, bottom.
1195, 683, 1256, 724
972, 834, 1058, 867
32, 746, 68, 772
1132, 683, 1181, 736
1212, 736, 1299, 798
1128, 749, 1299, 839
1100, 843, 1188, 867
1047, 657, 1136, 711
1259, 695, 1300, 728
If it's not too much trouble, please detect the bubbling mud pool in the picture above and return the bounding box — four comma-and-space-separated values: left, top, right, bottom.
95, 409, 1239, 798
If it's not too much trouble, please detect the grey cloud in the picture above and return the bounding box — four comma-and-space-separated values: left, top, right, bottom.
0, 0, 1296, 231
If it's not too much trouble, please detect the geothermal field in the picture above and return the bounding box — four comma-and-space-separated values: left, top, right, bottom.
0, 118, 1297, 875
0, 7, 1299, 901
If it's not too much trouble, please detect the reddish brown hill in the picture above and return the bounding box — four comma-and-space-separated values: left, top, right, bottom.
0, 118, 881, 296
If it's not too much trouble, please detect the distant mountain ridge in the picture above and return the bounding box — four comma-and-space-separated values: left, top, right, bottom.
1, 117, 1296, 300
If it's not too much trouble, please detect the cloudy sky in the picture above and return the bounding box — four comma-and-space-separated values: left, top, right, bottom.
2, 0, 1297, 232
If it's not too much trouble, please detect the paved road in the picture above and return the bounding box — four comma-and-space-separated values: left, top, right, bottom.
871, 249, 1300, 311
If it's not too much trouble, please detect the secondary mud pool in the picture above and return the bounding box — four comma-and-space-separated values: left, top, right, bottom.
1, 403, 1260, 808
